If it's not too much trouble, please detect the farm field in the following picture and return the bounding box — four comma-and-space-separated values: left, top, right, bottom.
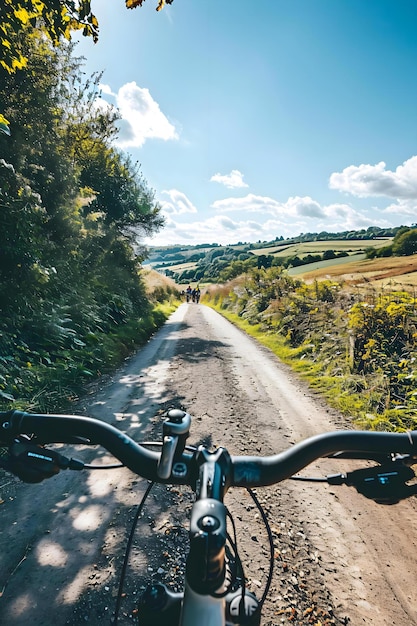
147, 239, 393, 279
144, 230, 417, 292
252, 238, 392, 257
298, 252, 417, 291
288, 252, 366, 276
142, 267, 179, 291
159, 261, 198, 273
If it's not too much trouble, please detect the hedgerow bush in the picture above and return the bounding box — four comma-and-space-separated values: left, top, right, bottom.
204, 268, 417, 431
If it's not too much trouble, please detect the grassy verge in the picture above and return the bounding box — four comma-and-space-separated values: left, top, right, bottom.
204, 300, 409, 431
1, 298, 180, 414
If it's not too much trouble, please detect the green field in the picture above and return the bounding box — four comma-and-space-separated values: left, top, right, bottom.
288, 252, 367, 276
147, 235, 402, 287
296, 251, 417, 291
252, 238, 392, 258
160, 261, 198, 272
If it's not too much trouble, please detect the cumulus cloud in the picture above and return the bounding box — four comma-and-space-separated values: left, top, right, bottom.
146, 181, 403, 246
159, 189, 198, 215
382, 199, 417, 216
285, 196, 324, 218
329, 156, 417, 199
212, 193, 281, 214
146, 215, 267, 246
145, 199, 383, 246
97, 81, 179, 148
319, 204, 375, 231
210, 169, 249, 189
146, 155, 417, 246
99, 83, 114, 96
212, 194, 325, 219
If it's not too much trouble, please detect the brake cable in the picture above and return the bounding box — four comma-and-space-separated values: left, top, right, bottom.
113, 440, 197, 624
247, 488, 275, 612
114, 480, 155, 626
83, 438, 276, 622
211, 509, 241, 599
290, 475, 328, 482
84, 462, 124, 469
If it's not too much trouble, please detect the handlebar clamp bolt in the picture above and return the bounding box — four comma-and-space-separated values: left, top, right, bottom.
198, 515, 220, 531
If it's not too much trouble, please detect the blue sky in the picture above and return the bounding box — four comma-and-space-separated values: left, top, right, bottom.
75, 0, 417, 247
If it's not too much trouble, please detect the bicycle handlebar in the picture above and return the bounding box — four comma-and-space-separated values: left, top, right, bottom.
1, 410, 417, 488
0, 410, 161, 480
232, 430, 417, 486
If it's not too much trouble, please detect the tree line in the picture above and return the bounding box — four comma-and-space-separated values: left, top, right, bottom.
152, 225, 415, 285
0, 26, 172, 411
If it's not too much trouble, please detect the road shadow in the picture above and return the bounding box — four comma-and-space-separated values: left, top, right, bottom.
0, 310, 232, 624
169, 336, 231, 365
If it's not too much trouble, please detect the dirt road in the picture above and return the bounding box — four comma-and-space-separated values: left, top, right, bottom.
1, 303, 417, 625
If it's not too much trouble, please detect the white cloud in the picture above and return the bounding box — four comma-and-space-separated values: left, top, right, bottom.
210, 169, 249, 189
329, 156, 417, 199
142, 154, 417, 247
146, 215, 267, 246
212, 193, 325, 219
91, 94, 117, 116
285, 196, 324, 218
159, 189, 198, 215
212, 193, 281, 214
97, 81, 179, 148
319, 204, 375, 231
99, 83, 115, 96
146, 191, 395, 246
382, 199, 417, 217
145, 202, 384, 247
211, 192, 404, 234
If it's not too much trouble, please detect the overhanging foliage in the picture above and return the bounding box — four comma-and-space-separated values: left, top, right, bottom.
0, 30, 171, 411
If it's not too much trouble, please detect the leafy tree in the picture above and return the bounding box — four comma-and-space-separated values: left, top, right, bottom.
287, 255, 302, 267
377, 245, 394, 258
0, 1, 176, 414
301, 254, 321, 265
1, 0, 99, 74
392, 228, 417, 256
205, 248, 227, 263
322, 249, 336, 260
189, 252, 205, 262
0, 160, 49, 319
125, 0, 174, 10
365, 247, 377, 259
219, 260, 249, 282
0, 0, 174, 78
0, 28, 166, 411
80, 149, 163, 236
0, 31, 77, 223
0, 112, 10, 134
257, 254, 273, 269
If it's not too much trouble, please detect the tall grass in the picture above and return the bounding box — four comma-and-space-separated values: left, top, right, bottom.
0, 284, 180, 413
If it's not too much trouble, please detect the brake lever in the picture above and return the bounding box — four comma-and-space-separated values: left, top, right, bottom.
1, 438, 84, 483
327, 462, 417, 504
